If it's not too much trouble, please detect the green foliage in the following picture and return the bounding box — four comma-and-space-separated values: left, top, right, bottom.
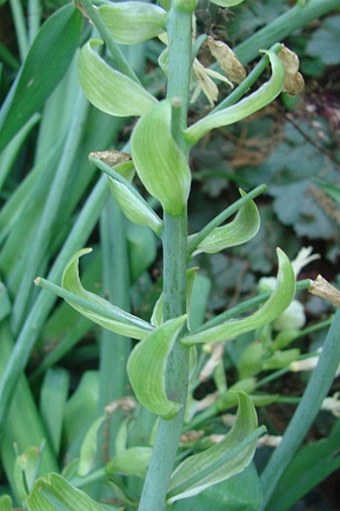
0, 1, 339, 510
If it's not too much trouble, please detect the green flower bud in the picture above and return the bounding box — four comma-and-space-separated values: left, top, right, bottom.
173, 0, 198, 12
208, 0, 245, 6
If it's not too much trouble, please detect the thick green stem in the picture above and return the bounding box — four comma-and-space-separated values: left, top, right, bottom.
137, 5, 193, 511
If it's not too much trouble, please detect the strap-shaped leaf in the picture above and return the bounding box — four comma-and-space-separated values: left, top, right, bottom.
167, 391, 262, 503
131, 99, 191, 216
36, 249, 152, 339
182, 248, 295, 345
78, 39, 157, 117
189, 190, 260, 255
127, 316, 187, 419
26, 473, 105, 511
98, 2, 167, 45
184, 50, 284, 144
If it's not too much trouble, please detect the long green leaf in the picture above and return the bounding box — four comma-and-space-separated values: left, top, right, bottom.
127, 316, 187, 419
0, 4, 83, 153
167, 392, 262, 502
78, 39, 157, 117
182, 248, 295, 345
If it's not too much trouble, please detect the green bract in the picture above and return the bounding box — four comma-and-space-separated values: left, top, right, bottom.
182, 248, 295, 345
25, 473, 105, 511
35, 249, 153, 339
127, 316, 187, 419
98, 2, 167, 44
131, 99, 191, 216
108, 179, 163, 236
189, 190, 260, 255
167, 391, 261, 502
78, 39, 157, 117
184, 50, 285, 144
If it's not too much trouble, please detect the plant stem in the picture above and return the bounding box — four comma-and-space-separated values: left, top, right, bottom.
260, 309, 340, 510
137, 5, 193, 511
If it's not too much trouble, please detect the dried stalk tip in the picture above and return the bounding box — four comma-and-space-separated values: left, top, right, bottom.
278, 44, 304, 95
207, 36, 246, 85
309, 274, 340, 308
89, 150, 131, 167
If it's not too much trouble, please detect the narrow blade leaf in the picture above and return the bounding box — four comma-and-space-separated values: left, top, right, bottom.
0, 4, 83, 153
182, 248, 295, 345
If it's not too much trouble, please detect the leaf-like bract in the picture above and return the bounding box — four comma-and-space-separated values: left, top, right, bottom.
127, 316, 187, 419
182, 248, 295, 345
78, 40, 157, 117
131, 100, 191, 216
98, 2, 166, 44
167, 392, 261, 502
185, 50, 284, 144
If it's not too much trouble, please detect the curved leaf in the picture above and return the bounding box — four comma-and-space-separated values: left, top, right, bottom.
189, 190, 260, 255
131, 99, 191, 216
78, 39, 157, 117
26, 473, 105, 511
184, 50, 284, 144
182, 248, 295, 345
127, 316, 187, 419
36, 249, 152, 339
98, 2, 167, 44
167, 391, 261, 503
